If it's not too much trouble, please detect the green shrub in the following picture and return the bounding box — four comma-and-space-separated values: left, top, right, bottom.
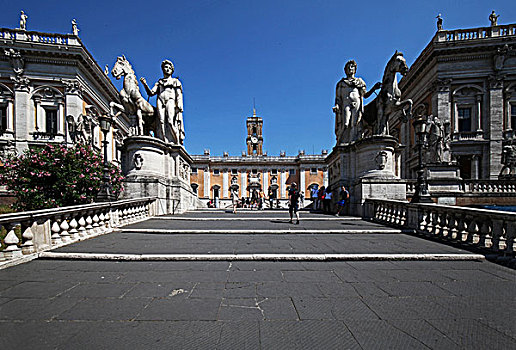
0, 144, 124, 211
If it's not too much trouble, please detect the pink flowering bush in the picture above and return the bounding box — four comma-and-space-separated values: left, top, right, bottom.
0, 144, 124, 211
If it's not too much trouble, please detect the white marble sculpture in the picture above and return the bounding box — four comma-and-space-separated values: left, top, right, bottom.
333, 60, 380, 143
71, 19, 79, 36
19, 11, 27, 31
110, 56, 156, 137
140, 60, 185, 145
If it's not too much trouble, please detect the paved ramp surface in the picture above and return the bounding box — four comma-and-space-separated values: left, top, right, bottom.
0, 210, 515, 349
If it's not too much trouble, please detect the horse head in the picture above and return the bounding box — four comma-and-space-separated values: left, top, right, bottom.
389, 51, 409, 76
111, 55, 133, 80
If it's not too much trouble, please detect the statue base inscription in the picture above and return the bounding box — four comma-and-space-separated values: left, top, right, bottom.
327, 135, 406, 216
120, 136, 200, 214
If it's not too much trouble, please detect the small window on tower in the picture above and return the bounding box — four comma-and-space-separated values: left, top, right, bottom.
231, 169, 238, 175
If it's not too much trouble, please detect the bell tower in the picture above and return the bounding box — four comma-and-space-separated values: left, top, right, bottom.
246, 109, 263, 156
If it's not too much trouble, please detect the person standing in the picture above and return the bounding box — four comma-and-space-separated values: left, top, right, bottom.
310, 186, 319, 211
336, 186, 349, 216
288, 183, 300, 224
323, 187, 332, 214
268, 187, 275, 209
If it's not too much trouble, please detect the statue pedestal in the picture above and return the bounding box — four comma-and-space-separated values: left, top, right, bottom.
425, 163, 462, 205
327, 136, 406, 216
120, 136, 200, 214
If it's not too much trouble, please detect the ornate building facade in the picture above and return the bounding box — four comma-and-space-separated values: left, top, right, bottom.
390, 21, 516, 180
0, 25, 127, 162
190, 110, 328, 207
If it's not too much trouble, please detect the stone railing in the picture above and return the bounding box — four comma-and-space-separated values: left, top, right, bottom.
0, 28, 81, 46
451, 131, 485, 141
364, 199, 515, 257
406, 179, 516, 196
465, 180, 516, 194
436, 24, 516, 43
0, 197, 156, 261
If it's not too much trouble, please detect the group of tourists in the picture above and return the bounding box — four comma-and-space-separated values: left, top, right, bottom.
228, 183, 350, 221
310, 185, 349, 216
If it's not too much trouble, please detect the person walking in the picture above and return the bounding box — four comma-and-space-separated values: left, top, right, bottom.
317, 186, 326, 212
336, 186, 349, 216
268, 187, 275, 209
231, 187, 239, 214
288, 183, 301, 224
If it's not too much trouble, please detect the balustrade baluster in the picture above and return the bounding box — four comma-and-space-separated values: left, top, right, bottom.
448, 214, 458, 240
504, 220, 515, 255
69, 216, 79, 241
85, 213, 94, 236
51, 218, 62, 245
60, 215, 71, 243
490, 219, 504, 252
21, 220, 35, 254
77, 214, 87, 238
3, 222, 22, 259
477, 220, 491, 249
92, 213, 100, 235
466, 217, 478, 244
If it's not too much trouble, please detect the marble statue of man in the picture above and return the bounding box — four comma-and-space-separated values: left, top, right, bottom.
71, 19, 79, 36
436, 14, 443, 31
19, 11, 28, 31
140, 60, 184, 144
333, 60, 380, 143
489, 11, 500, 26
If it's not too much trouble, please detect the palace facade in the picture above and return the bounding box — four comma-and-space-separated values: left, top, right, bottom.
190, 110, 328, 207
390, 21, 516, 180
0, 26, 127, 162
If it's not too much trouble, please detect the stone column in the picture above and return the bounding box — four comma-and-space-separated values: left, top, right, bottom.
323, 168, 329, 187
475, 94, 482, 132
222, 170, 228, 198
203, 167, 210, 198
488, 76, 504, 179
432, 79, 452, 128
263, 171, 269, 195
300, 168, 306, 195
63, 79, 83, 141
12, 76, 30, 153
241, 172, 247, 196
471, 155, 480, 180
281, 170, 287, 198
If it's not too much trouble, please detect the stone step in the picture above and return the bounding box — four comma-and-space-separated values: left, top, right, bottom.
39, 251, 485, 261
119, 228, 403, 234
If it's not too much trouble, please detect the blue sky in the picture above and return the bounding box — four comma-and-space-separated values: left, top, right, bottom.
1, 0, 514, 155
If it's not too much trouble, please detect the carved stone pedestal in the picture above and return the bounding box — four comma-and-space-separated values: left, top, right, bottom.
120, 136, 200, 214
425, 163, 462, 205
327, 136, 406, 216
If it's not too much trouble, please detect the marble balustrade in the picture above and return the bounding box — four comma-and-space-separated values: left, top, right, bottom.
0, 197, 156, 261
364, 199, 516, 256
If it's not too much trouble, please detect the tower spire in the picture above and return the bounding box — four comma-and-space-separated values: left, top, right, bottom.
253, 98, 256, 116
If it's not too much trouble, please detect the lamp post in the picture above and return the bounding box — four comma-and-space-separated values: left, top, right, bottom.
411, 116, 433, 203
97, 114, 114, 202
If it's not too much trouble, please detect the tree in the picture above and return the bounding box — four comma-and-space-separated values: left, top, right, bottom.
0, 144, 123, 211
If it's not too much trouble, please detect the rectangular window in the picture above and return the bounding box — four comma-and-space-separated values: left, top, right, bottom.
289, 169, 296, 175
45, 108, 58, 135
252, 169, 258, 175
213, 169, 220, 175
271, 169, 278, 175
191, 167, 197, 174
511, 104, 516, 130
0, 105, 7, 133
310, 168, 317, 174
458, 107, 471, 132
231, 169, 238, 175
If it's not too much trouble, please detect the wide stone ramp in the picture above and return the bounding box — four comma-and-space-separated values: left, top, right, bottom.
44, 210, 483, 261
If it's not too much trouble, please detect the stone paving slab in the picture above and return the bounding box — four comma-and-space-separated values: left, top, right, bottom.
52, 232, 474, 255
0, 259, 514, 349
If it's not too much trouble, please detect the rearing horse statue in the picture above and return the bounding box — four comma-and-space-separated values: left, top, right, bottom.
110, 56, 156, 136
375, 51, 412, 135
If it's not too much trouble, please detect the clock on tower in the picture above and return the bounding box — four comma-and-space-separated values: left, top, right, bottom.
246, 109, 263, 156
